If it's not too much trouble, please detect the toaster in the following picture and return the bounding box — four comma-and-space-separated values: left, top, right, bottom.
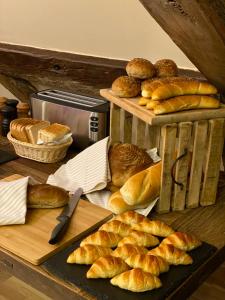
30, 89, 109, 149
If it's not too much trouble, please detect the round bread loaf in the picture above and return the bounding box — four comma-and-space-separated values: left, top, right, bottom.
154, 59, 178, 77
112, 76, 141, 98
27, 184, 69, 208
126, 58, 155, 79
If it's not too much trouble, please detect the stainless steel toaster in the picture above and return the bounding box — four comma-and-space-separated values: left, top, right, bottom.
30, 89, 109, 149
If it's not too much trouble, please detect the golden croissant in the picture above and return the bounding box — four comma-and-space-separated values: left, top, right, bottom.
161, 231, 202, 251
67, 245, 113, 264
86, 255, 130, 278
132, 219, 174, 237
148, 244, 193, 265
99, 220, 131, 237
118, 230, 159, 248
80, 230, 122, 248
110, 268, 162, 292
113, 244, 148, 261
113, 210, 147, 225
125, 254, 169, 276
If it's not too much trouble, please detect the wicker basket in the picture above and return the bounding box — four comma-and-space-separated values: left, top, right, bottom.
7, 132, 73, 163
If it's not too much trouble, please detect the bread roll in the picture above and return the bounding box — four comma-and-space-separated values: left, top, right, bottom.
161, 231, 202, 251
108, 190, 150, 215
132, 219, 174, 237
151, 80, 217, 101
86, 255, 129, 278
118, 230, 159, 248
99, 220, 131, 237
108, 143, 153, 188
110, 268, 162, 292
67, 245, 113, 264
27, 184, 69, 208
38, 123, 71, 143
120, 162, 161, 206
153, 95, 220, 115
154, 59, 178, 77
146, 99, 161, 110
111, 76, 141, 98
113, 210, 147, 225
126, 58, 155, 79
113, 244, 148, 261
125, 254, 169, 275
138, 97, 150, 106
80, 230, 122, 248
148, 244, 193, 265
141, 76, 189, 98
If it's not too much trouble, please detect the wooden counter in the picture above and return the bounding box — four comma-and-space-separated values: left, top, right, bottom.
1, 137, 225, 299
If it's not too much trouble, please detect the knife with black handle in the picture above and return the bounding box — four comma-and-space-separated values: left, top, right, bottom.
48, 187, 83, 245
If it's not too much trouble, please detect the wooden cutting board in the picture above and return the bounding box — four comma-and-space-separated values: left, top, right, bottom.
0, 174, 113, 265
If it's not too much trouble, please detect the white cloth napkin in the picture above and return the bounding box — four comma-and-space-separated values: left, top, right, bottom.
47, 136, 111, 193
0, 176, 28, 226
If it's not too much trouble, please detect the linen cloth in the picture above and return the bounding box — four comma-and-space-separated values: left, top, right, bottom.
47, 137, 161, 216
0, 176, 28, 225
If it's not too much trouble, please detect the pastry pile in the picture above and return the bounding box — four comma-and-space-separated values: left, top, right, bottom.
111, 58, 219, 115
67, 210, 202, 293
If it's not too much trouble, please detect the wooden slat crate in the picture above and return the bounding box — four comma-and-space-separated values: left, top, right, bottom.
101, 89, 225, 213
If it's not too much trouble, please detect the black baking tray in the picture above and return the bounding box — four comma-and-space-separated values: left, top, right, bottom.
42, 234, 217, 300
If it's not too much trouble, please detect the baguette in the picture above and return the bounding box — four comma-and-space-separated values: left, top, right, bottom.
148, 244, 193, 265
151, 81, 217, 101
67, 245, 113, 264
108, 190, 150, 215
110, 268, 162, 292
120, 162, 161, 206
86, 255, 130, 278
153, 95, 220, 115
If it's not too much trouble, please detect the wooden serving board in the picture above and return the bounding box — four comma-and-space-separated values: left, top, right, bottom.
100, 89, 225, 126
0, 174, 113, 265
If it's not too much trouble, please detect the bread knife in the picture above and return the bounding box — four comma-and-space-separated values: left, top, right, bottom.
48, 187, 83, 245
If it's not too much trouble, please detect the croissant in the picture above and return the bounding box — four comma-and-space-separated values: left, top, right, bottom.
151, 81, 217, 101
132, 219, 174, 237
110, 268, 162, 292
125, 254, 169, 276
118, 230, 159, 248
161, 232, 202, 251
141, 76, 190, 98
99, 220, 131, 237
67, 245, 113, 264
113, 244, 148, 261
86, 255, 130, 278
153, 95, 220, 115
80, 230, 122, 248
113, 210, 147, 225
108, 190, 150, 215
148, 244, 193, 265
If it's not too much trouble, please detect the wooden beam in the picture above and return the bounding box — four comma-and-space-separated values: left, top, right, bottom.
139, 0, 225, 94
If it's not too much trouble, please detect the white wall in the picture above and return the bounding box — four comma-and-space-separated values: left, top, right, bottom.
0, 0, 196, 70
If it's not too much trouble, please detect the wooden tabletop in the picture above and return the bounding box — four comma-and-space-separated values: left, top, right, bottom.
1, 136, 225, 299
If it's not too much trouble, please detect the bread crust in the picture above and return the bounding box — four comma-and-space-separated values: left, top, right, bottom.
111, 76, 141, 98
126, 58, 155, 79
27, 184, 69, 208
154, 59, 178, 77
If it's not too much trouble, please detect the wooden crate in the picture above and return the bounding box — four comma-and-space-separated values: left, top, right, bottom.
101, 89, 225, 213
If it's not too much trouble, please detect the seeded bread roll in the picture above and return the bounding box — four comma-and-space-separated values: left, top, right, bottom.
126, 58, 155, 79
111, 76, 141, 98
154, 59, 178, 77
27, 184, 69, 208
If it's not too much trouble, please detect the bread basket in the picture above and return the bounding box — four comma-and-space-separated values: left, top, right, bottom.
7, 132, 73, 163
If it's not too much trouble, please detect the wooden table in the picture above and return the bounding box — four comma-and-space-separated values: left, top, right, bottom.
1, 137, 225, 300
